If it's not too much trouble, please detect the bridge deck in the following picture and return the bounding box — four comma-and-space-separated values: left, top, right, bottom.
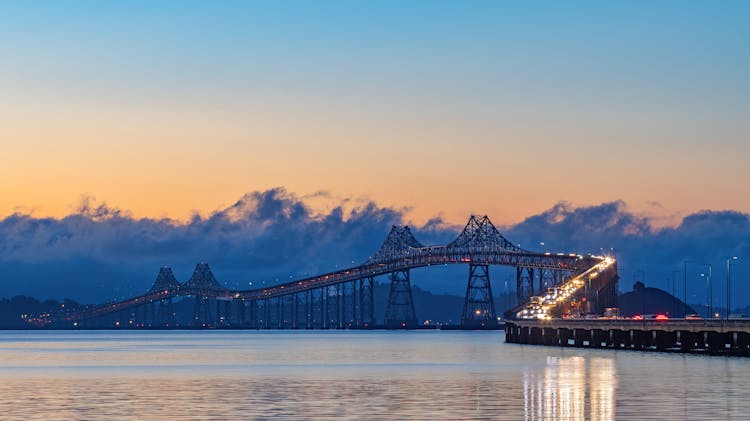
508, 318, 750, 334
505, 319, 750, 356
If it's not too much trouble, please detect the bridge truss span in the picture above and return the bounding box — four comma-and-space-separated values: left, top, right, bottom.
44, 215, 617, 329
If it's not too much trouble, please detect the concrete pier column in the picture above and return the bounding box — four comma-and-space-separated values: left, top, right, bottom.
530, 327, 543, 345
519, 326, 531, 343
541, 328, 556, 345
707, 331, 731, 354
632, 330, 647, 349
505, 323, 518, 344
654, 331, 676, 351
736, 332, 750, 355
679, 331, 695, 352
591, 329, 606, 348
557, 328, 571, 346
620, 329, 632, 348
573, 329, 589, 347
610, 329, 626, 348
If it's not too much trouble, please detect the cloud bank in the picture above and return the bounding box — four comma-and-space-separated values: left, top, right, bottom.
0, 189, 748, 307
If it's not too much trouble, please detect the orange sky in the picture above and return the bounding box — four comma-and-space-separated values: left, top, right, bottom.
2, 98, 747, 226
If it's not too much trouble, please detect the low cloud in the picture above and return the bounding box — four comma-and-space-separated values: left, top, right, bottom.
507, 202, 750, 308
0, 190, 748, 308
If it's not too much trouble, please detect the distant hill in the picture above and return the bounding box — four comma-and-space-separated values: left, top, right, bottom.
378, 283, 699, 322
373, 282, 517, 325
618, 286, 695, 317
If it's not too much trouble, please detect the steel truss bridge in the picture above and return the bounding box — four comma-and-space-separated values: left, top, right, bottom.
41, 216, 619, 329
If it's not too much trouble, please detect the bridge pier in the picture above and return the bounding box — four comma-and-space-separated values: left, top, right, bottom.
225, 300, 232, 325
342, 281, 356, 328
336, 283, 343, 329
327, 285, 336, 329
291, 293, 299, 329
737, 332, 750, 355
240, 300, 248, 328
147, 301, 155, 327
276, 296, 283, 328
385, 269, 417, 328
529, 327, 542, 345
679, 331, 699, 351
634, 330, 654, 349
539, 327, 555, 345
508, 325, 518, 341
305, 290, 312, 329
193, 296, 212, 327
573, 328, 591, 347
359, 277, 374, 328
157, 298, 174, 327
134, 305, 144, 327
461, 264, 498, 328
557, 328, 571, 346
591, 329, 607, 348
519, 326, 530, 343
262, 298, 270, 329
216, 299, 230, 327
252, 299, 259, 328
654, 330, 676, 351
609, 329, 627, 348
319, 287, 327, 329
707, 331, 731, 354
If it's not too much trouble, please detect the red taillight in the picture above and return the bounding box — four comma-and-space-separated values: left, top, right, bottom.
655, 314, 669, 321
632, 314, 644, 320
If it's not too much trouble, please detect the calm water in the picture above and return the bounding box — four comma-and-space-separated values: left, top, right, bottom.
0, 331, 747, 420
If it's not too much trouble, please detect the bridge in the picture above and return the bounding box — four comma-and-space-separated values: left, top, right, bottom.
506, 319, 750, 356
37, 215, 619, 329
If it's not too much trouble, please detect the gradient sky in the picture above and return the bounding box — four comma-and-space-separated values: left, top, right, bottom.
1, 1, 749, 225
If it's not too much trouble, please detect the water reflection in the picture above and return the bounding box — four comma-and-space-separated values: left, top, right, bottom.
0, 331, 747, 420
524, 356, 616, 420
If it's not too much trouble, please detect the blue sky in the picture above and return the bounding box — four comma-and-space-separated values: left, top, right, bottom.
1, 1, 748, 223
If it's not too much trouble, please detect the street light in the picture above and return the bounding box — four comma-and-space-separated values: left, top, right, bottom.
706, 264, 713, 318
683, 260, 710, 318
726, 256, 739, 319
700, 273, 710, 318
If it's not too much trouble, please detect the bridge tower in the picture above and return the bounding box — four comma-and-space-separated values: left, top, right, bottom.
461, 264, 497, 327
516, 266, 534, 303
359, 276, 375, 327
384, 269, 417, 328
148, 266, 181, 294
185, 262, 224, 327
148, 266, 180, 326
369, 225, 423, 328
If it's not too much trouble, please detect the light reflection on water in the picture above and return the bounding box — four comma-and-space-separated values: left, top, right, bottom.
0, 331, 747, 420
524, 356, 615, 420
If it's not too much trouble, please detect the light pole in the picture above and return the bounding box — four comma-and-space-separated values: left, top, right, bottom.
683, 260, 688, 318
726, 256, 739, 319
707, 264, 713, 317
683, 260, 710, 318
700, 273, 709, 318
